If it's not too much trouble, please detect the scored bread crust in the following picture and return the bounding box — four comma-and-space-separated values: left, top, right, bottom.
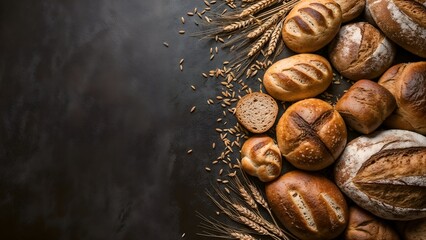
263, 54, 333, 102
235, 92, 278, 134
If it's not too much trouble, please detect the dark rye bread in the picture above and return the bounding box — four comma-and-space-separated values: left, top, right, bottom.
282, 0, 342, 53
235, 92, 278, 134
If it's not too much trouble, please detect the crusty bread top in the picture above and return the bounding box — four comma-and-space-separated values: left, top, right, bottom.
235, 92, 278, 134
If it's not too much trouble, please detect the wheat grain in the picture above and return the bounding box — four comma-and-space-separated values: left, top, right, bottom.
248, 28, 273, 57
240, 0, 279, 18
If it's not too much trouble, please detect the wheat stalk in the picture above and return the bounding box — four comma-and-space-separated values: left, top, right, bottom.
239, 216, 270, 235
230, 232, 257, 240
247, 9, 286, 38
240, 0, 280, 18
266, 21, 283, 56
224, 17, 257, 32
248, 27, 273, 57
239, 186, 258, 209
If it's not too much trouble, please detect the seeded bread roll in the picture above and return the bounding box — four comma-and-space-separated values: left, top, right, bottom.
335, 79, 396, 134
329, 22, 396, 81
334, 130, 426, 220
241, 135, 282, 182
263, 54, 333, 102
276, 98, 347, 171
334, 0, 366, 22
266, 170, 348, 240
235, 92, 278, 134
282, 0, 342, 53
344, 205, 400, 240
366, 0, 426, 58
378, 62, 426, 135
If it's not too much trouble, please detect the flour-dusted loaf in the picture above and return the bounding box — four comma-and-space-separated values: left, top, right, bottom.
240, 135, 282, 182
276, 98, 347, 171
282, 0, 342, 53
334, 130, 426, 220
335, 79, 396, 134
329, 22, 396, 81
263, 54, 333, 102
378, 62, 426, 135
235, 92, 278, 133
366, 0, 426, 58
266, 170, 348, 240
334, 0, 366, 22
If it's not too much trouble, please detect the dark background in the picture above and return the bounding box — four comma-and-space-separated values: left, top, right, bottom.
0, 0, 224, 239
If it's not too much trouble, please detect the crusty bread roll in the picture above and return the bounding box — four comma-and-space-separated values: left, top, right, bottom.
378, 62, 426, 135
276, 98, 347, 171
344, 205, 400, 240
263, 54, 333, 102
329, 22, 396, 81
334, 130, 426, 220
366, 0, 426, 58
335, 79, 396, 134
282, 0, 342, 53
398, 218, 426, 240
334, 0, 366, 22
235, 92, 278, 133
240, 135, 282, 182
266, 170, 348, 240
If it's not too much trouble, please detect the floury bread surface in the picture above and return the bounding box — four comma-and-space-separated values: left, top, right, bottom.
334, 130, 426, 220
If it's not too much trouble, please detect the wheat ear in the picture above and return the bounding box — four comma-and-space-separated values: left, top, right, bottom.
230, 232, 257, 240
266, 21, 283, 56
247, 9, 286, 39
240, 0, 280, 18
223, 17, 257, 32
248, 28, 273, 57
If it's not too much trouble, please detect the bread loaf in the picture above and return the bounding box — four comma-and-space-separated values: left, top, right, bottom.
266, 170, 348, 240
378, 62, 426, 135
334, 130, 426, 220
240, 135, 282, 182
398, 218, 426, 240
334, 0, 366, 22
235, 92, 278, 133
344, 205, 400, 240
335, 79, 396, 134
276, 98, 347, 171
263, 54, 333, 102
329, 22, 396, 81
282, 0, 342, 53
366, 0, 426, 58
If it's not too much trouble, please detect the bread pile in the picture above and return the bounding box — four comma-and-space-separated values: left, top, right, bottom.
234, 0, 426, 239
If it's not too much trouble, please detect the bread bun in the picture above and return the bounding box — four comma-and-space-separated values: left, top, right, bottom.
378, 62, 426, 135
366, 0, 426, 58
263, 54, 333, 102
334, 130, 426, 220
282, 0, 342, 53
235, 92, 278, 133
335, 79, 396, 134
329, 22, 396, 81
334, 0, 366, 22
344, 205, 400, 240
398, 218, 426, 240
240, 135, 282, 182
276, 98, 347, 171
266, 170, 348, 240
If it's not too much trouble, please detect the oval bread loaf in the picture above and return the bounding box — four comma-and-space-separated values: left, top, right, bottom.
334, 0, 366, 23
334, 129, 426, 220
263, 54, 333, 102
282, 0, 342, 53
240, 135, 282, 182
266, 170, 348, 240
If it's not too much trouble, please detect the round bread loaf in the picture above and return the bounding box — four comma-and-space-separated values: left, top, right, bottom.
282, 0, 342, 53
235, 92, 278, 133
240, 135, 282, 182
398, 218, 426, 240
335, 79, 396, 134
334, 130, 426, 220
378, 62, 426, 135
266, 170, 348, 240
334, 0, 366, 22
344, 205, 400, 240
263, 54, 333, 102
329, 22, 396, 81
276, 98, 347, 171
366, 0, 426, 58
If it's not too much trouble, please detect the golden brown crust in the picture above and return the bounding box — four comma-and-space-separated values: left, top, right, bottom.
334, 0, 366, 22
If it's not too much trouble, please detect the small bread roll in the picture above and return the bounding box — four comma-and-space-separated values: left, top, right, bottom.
266, 170, 348, 240
235, 92, 278, 133
344, 205, 400, 240
378, 62, 426, 135
366, 0, 426, 58
335, 79, 396, 134
240, 135, 282, 182
263, 54, 333, 102
334, 0, 366, 22
276, 98, 347, 171
282, 0, 342, 53
329, 22, 396, 81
